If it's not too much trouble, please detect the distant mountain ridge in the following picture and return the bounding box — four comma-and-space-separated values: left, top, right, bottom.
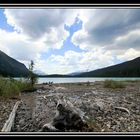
76, 57, 140, 77
0, 50, 29, 77
0, 50, 140, 77
33, 70, 46, 76
67, 71, 84, 76
36, 57, 140, 78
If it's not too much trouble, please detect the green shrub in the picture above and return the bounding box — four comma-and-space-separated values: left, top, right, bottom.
0, 77, 19, 98
0, 77, 35, 98
104, 80, 125, 89
28, 60, 38, 88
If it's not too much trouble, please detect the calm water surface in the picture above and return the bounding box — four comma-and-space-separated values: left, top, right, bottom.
37, 77, 140, 84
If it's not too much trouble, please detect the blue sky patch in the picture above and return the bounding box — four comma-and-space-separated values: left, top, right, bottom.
41, 16, 83, 58
0, 9, 14, 32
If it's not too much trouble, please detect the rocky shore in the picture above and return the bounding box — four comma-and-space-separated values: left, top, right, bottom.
1, 81, 140, 132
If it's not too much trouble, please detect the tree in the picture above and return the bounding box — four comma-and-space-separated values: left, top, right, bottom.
28, 60, 37, 88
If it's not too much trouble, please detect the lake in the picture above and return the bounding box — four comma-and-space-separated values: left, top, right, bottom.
37, 77, 140, 84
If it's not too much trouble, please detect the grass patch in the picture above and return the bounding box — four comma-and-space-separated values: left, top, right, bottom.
0, 78, 19, 98
123, 80, 140, 83
0, 76, 36, 99
104, 80, 125, 89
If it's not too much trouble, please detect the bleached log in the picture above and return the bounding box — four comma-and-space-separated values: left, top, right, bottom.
1, 101, 21, 132
41, 122, 59, 132
115, 107, 130, 116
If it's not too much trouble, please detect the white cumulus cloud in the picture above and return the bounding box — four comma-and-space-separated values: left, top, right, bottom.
1, 9, 140, 74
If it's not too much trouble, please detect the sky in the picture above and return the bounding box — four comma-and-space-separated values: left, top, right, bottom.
0, 8, 140, 74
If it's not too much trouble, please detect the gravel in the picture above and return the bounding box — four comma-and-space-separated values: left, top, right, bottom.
8, 81, 140, 132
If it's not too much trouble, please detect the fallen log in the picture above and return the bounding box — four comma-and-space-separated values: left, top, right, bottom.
1, 101, 21, 132
115, 107, 130, 116
41, 96, 89, 132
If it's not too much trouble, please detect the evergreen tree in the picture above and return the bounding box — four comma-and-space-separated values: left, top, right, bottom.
28, 60, 37, 87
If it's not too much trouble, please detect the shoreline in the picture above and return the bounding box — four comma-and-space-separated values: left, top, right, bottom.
37, 78, 140, 84
1, 80, 140, 132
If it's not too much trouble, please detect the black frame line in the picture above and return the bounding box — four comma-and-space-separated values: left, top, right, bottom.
0, 3, 140, 137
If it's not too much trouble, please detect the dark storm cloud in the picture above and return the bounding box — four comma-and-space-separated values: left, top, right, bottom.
4, 9, 73, 39
87, 9, 140, 46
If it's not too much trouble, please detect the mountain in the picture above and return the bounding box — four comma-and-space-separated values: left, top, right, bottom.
67, 71, 84, 76
75, 57, 140, 77
0, 50, 29, 77
38, 74, 72, 77
33, 70, 46, 76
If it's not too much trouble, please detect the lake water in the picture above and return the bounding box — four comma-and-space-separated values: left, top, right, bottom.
37, 77, 140, 84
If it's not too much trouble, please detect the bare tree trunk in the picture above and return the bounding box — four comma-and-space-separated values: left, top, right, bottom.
41, 96, 89, 132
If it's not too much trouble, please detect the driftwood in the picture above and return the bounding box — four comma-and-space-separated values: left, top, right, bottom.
41, 96, 89, 132
1, 101, 21, 132
40, 123, 60, 132
115, 107, 130, 116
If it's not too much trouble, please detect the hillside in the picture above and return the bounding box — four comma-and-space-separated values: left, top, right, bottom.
38, 74, 72, 77
76, 57, 140, 77
0, 50, 29, 77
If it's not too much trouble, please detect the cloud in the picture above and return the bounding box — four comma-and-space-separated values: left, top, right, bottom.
1, 9, 140, 74
51, 50, 82, 65
4, 9, 81, 50
46, 49, 114, 74
4, 9, 66, 38
4, 9, 80, 34
117, 48, 140, 61
0, 29, 46, 63
72, 9, 140, 64
72, 9, 140, 46
1, 9, 80, 73
112, 29, 140, 50
92, 9, 140, 44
